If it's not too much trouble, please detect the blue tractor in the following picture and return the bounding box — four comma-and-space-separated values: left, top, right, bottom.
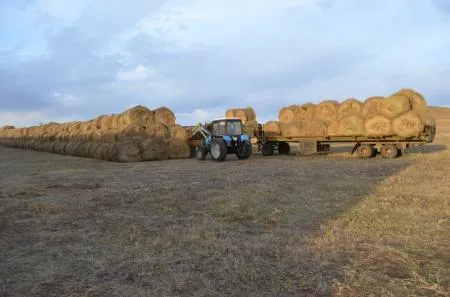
189, 118, 252, 161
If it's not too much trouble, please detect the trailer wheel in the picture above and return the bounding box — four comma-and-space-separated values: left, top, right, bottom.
381, 144, 400, 158
357, 144, 375, 158
262, 143, 274, 156
278, 142, 290, 155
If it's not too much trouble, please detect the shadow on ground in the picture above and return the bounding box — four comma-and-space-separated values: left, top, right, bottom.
0, 146, 419, 296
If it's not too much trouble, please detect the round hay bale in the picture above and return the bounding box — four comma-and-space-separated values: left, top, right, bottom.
380, 95, 411, 118
279, 105, 299, 123
80, 121, 97, 132
234, 107, 256, 123
118, 105, 154, 128
364, 115, 393, 137
153, 107, 176, 126
169, 125, 190, 141
338, 98, 363, 118
140, 139, 169, 161
327, 120, 341, 137
263, 121, 282, 136
225, 109, 235, 118
111, 141, 143, 162
392, 88, 427, 112
168, 140, 191, 159
101, 129, 120, 142
119, 124, 145, 137
88, 142, 102, 157
95, 115, 107, 129
314, 100, 340, 124
419, 112, 436, 127
281, 120, 327, 137
300, 103, 316, 119
392, 111, 424, 138
65, 141, 83, 155
55, 132, 65, 141
90, 131, 103, 141
363, 96, 385, 118
60, 132, 71, 141
93, 143, 117, 161
100, 116, 115, 130
338, 115, 365, 136
145, 124, 171, 140
245, 120, 259, 129
72, 141, 92, 157
54, 141, 68, 154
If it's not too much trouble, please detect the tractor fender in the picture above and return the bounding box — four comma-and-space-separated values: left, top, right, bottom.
240, 134, 250, 142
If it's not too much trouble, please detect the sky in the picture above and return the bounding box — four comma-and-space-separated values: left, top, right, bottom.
1, 0, 450, 127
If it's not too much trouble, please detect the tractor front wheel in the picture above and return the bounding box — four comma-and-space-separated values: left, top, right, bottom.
196, 146, 206, 160
236, 142, 252, 160
210, 138, 227, 161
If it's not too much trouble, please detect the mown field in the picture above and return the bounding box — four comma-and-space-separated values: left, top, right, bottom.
0, 107, 449, 297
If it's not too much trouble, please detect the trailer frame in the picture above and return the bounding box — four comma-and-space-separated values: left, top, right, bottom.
251, 123, 436, 158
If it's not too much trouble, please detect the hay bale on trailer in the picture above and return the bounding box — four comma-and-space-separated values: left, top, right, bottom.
263, 121, 282, 136
281, 119, 327, 137
392, 111, 424, 138
279, 105, 299, 123
338, 115, 365, 136
380, 95, 411, 118
363, 96, 385, 118
314, 100, 340, 124
393, 88, 427, 113
338, 98, 363, 118
364, 115, 393, 137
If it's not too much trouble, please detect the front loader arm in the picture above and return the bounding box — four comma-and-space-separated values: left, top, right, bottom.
190, 123, 211, 139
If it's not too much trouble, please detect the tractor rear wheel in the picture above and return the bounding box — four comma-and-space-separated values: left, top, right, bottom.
236, 142, 252, 159
262, 142, 274, 156
278, 142, 290, 155
210, 138, 227, 161
381, 144, 400, 158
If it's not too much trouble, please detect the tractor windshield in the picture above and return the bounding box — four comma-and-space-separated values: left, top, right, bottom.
226, 120, 242, 135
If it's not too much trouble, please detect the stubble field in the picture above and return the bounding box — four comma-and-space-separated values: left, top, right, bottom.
0, 107, 449, 297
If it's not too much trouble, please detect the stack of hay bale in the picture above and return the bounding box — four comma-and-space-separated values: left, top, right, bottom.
264, 88, 434, 139
0, 106, 192, 162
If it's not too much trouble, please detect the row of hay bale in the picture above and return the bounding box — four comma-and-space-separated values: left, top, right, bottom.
263, 88, 435, 138
0, 106, 192, 162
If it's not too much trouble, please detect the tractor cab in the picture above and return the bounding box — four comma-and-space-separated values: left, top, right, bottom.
211, 118, 243, 137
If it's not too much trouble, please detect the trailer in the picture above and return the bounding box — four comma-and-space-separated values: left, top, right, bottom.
248, 123, 436, 158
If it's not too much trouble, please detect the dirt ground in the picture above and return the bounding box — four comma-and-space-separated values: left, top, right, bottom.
1, 107, 449, 297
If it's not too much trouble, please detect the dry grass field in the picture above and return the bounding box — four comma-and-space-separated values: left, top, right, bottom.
1, 107, 449, 297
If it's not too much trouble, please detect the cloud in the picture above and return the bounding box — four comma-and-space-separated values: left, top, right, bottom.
1, 0, 450, 127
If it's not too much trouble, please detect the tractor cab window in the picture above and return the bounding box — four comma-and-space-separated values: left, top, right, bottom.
227, 120, 242, 135
213, 121, 226, 135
